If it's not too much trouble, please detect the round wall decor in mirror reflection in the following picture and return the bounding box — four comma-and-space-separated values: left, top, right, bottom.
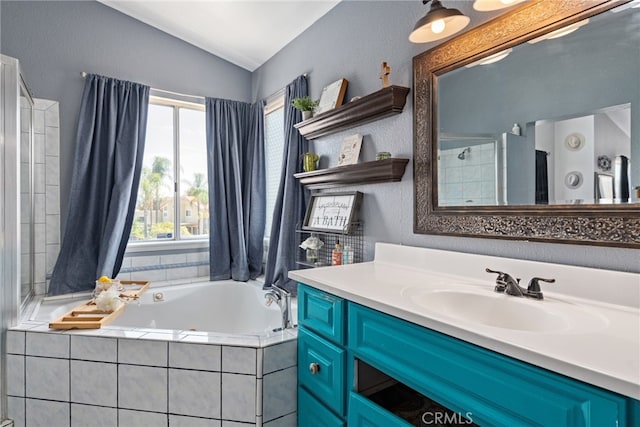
597, 155, 612, 171
564, 171, 583, 189
564, 133, 585, 151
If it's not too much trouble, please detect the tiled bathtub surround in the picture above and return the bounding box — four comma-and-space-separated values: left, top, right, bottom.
437, 141, 499, 206
6, 327, 297, 427
30, 99, 60, 296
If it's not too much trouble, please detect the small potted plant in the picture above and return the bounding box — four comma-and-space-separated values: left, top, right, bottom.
291, 96, 319, 120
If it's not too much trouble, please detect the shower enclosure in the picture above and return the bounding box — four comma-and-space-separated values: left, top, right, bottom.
438, 134, 502, 206
19, 73, 35, 305
1, 54, 35, 423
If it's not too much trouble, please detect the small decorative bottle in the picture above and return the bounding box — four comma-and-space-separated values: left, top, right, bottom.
331, 241, 343, 266
342, 245, 354, 264
306, 248, 318, 263
511, 123, 521, 136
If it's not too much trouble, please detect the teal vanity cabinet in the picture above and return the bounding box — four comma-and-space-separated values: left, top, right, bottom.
298, 284, 347, 426
348, 303, 631, 426
297, 283, 638, 426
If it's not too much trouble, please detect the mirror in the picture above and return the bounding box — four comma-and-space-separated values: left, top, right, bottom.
413, 0, 640, 247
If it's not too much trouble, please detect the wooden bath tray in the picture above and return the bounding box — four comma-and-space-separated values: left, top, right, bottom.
49, 280, 150, 330
119, 280, 151, 300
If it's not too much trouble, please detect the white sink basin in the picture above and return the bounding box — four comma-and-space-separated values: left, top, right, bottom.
402, 287, 608, 333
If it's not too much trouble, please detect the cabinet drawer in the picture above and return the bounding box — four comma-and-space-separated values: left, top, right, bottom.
349, 302, 627, 427
348, 391, 411, 427
298, 327, 346, 415
299, 387, 345, 427
298, 284, 346, 344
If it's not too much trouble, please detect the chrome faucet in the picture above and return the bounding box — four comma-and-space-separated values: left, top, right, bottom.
486, 268, 555, 300
264, 284, 293, 331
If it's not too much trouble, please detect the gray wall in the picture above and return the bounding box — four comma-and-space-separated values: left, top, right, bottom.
252, 0, 639, 273
2, 0, 637, 273
0, 0, 252, 230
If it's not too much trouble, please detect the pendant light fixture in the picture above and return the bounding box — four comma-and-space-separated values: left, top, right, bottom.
409, 0, 471, 43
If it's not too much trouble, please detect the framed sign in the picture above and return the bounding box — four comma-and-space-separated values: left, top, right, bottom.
338, 134, 363, 166
303, 191, 363, 234
316, 78, 348, 115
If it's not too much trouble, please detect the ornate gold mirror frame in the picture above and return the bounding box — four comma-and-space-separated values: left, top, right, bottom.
413, 0, 640, 248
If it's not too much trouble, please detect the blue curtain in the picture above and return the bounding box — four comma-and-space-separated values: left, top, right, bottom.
48, 74, 149, 295
264, 75, 310, 293
535, 150, 549, 204
206, 98, 266, 281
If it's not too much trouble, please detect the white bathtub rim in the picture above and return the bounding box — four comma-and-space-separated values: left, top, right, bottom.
19, 278, 298, 348
10, 319, 298, 349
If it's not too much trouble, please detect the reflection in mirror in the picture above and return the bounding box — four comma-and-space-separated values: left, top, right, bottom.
438, 134, 500, 206
438, 104, 632, 206
436, 4, 639, 207
531, 104, 631, 205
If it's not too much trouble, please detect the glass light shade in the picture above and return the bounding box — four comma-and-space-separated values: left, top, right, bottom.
473, 0, 526, 12
464, 48, 513, 68
409, 0, 471, 43
607, 0, 640, 13
527, 19, 590, 44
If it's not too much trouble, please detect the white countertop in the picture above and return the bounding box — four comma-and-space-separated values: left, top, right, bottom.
289, 243, 640, 400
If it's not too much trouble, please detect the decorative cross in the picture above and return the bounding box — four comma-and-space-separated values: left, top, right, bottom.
380, 61, 391, 88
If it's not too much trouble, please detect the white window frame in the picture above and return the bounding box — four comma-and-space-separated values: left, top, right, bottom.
263, 92, 285, 242
127, 94, 208, 252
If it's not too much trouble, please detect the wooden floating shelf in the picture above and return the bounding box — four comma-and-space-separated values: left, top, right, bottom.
294, 158, 410, 190
294, 85, 410, 140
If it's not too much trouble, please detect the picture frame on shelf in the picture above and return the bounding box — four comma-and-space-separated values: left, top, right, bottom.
316, 78, 348, 115
338, 134, 363, 166
594, 172, 614, 202
302, 191, 363, 234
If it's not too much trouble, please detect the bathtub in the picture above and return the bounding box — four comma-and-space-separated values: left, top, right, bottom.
10, 279, 298, 426
31, 279, 296, 335
113, 280, 289, 333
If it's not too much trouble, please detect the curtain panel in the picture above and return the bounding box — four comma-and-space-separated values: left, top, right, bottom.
49, 74, 149, 295
206, 98, 266, 281
264, 75, 310, 293
535, 150, 549, 205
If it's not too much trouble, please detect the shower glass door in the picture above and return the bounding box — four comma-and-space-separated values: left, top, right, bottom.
19, 78, 34, 304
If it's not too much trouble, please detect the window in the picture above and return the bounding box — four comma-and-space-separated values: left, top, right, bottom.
129, 96, 208, 242
264, 94, 285, 239
179, 107, 208, 239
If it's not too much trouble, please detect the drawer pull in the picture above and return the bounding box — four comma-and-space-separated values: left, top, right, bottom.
309, 362, 320, 375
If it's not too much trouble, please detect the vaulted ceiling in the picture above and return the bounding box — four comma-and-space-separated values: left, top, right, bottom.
99, 1, 341, 71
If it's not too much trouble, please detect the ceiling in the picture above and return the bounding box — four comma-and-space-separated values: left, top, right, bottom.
99, 0, 341, 71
